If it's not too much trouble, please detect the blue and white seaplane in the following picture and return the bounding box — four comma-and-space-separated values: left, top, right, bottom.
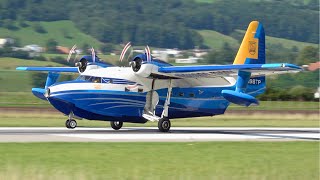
16, 21, 301, 132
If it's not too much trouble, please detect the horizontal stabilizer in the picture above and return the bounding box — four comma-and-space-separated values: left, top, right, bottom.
32, 88, 47, 101
16, 67, 79, 73
222, 90, 259, 107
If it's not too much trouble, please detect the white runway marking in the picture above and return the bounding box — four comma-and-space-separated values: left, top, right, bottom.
0, 127, 318, 142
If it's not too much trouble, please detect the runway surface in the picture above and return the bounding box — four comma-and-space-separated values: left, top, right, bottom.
0, 127, 318, 142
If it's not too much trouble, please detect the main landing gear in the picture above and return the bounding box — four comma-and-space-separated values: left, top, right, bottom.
158, 118, 171, 132
142, 79, 173, 132
110, 121, 123, 130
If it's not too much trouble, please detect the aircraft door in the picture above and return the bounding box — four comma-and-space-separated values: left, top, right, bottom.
143, 79, 159, 116
144, 90, 159, 115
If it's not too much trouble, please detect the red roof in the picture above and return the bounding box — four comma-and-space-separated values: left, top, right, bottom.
308, 61, 320, 71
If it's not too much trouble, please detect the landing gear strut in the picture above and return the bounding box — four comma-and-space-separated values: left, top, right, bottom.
158, 118, 171, 132
65, 119, 77, 129
111, 121, 123, 130
66, 112, 77, 129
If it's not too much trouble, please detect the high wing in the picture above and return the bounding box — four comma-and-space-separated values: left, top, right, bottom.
16, 67, 79, 73
154, 63, 302, 79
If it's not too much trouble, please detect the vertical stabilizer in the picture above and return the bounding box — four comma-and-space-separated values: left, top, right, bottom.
233, 21, 265, 65
222, 21, 266, 106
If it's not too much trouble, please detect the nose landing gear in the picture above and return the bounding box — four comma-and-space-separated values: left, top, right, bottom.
110, 121, 123, 130
65, 119, 77, 129
65, 112, 77, 129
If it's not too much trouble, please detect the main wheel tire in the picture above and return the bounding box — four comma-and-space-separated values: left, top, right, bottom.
158, 118, 171, 132
68, 119, 77, 129
111, 121, 123, 130
65, 119, 70, 128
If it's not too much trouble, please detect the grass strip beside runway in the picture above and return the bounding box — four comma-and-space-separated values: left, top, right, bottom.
0, 112, 318, 127
0, 142, 318, 180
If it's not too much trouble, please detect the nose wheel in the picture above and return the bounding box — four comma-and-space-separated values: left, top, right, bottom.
158, 118, 171, 132
66, 119, 77, 129
110, 121, 123, 130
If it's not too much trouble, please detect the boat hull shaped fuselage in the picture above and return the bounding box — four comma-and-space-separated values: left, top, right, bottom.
47, 83, 232, 123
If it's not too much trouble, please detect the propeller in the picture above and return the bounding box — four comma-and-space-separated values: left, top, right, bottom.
119, 42, 131, 62
66, 44, 78, 62
145, 45, 151, 62
90, 47, 96, 63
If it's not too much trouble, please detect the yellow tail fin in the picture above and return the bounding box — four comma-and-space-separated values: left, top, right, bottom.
233, 21, 265, 65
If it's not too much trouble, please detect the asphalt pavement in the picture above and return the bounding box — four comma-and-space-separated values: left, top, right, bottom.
0, 127, 318, 142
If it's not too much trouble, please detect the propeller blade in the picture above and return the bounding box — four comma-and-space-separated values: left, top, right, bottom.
145, 45, 151, 62
120, 42, 131, 62
91, 47, 96, 63
67, 44, 77, 62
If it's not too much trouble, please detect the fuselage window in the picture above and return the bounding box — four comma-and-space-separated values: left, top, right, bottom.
189, 93, 195, 97
179, 92, 184, 97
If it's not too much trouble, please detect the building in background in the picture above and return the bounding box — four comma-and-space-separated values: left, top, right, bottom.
0, 38, 14, 48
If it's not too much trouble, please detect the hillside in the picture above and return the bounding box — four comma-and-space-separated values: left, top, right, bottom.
0, 20, 102, 48
0, 0, 318, 49
199, 29, 318, 50
198, 30, 239, 49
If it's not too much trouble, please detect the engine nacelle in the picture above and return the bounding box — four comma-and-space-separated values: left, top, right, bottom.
75, 58, 88, 73
130, 54, 171, 78
75, 57, 102, 73
134, 63, 159, 77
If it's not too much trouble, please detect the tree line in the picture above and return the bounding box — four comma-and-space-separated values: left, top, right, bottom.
0, 0, 318, 49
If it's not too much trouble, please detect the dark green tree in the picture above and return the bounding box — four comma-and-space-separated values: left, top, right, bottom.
46, 39, 58, 53
296, 46, 319, 65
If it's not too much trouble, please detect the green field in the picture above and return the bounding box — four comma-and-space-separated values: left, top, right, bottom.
0, 111, 318, 127
0, 57, 64, 70
0, 20, 102, 48
194, 0, 313, 4
199, 29, 318, 50
0, 142, 318, 179
0, 58, 65, 91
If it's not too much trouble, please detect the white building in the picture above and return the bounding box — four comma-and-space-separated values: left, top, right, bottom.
12, 44, 44, 57
175, 56, 202, 64
24, 44, 44, 53
0, 38, 14, 48
152, 49, 182, 62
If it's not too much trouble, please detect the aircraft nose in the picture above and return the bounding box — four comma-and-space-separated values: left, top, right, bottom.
44, 87, 51, 98
46, 85, 74, 115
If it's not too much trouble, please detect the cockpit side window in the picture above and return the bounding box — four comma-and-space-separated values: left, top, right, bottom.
84, 76, 91, 81
77, 75, 86, 81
